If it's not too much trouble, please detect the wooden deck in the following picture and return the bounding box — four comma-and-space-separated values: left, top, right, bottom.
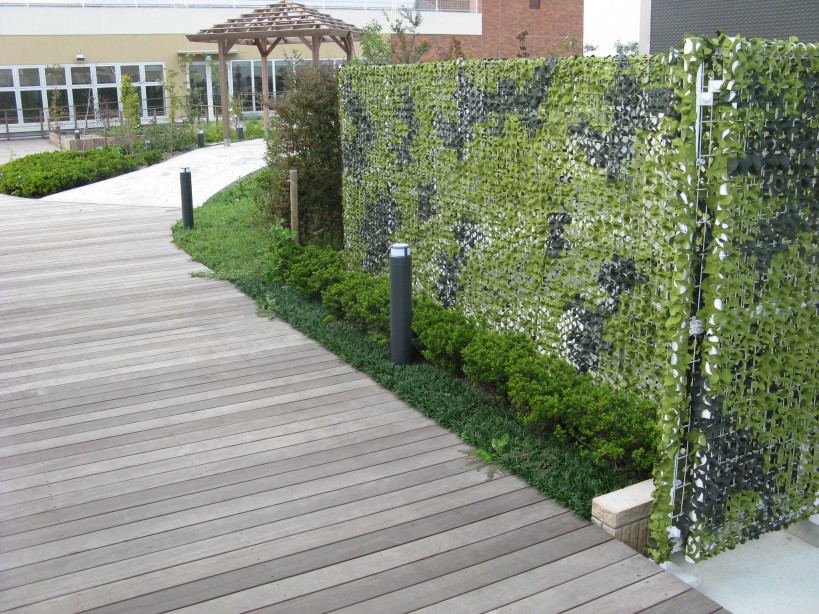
0, 197, 725, 613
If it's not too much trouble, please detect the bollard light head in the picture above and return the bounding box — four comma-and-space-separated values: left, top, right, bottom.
390, 243, 411, 258
180, 167, 191, 174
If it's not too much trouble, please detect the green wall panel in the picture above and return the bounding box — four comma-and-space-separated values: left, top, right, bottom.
340, 37, 818, 562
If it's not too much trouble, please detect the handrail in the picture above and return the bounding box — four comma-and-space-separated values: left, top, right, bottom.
0, 1, 478, 12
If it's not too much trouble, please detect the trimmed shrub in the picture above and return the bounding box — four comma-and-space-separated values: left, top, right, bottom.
413, 296, 478, 375
0, 147, 163, 198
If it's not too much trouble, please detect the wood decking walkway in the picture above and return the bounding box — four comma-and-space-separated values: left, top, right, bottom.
0, 197, 725, 612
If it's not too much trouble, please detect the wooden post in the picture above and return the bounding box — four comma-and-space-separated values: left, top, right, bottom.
289, 169, 299, 244
312, 35, 321, 66
218, 39, 231, 147
259, 49, 271, 133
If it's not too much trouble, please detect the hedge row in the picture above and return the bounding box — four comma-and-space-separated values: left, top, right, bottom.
0, 147, 163, 198
266, 230, 659, 476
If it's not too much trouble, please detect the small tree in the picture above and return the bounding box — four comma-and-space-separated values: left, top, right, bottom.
387, 8, 431, 64
516, 30, 531, 58
440, 37, 465, 62
264, 63, 342, 246
614, 40, 640, 56
120, 75, 141, 132
360, 19, 393, 65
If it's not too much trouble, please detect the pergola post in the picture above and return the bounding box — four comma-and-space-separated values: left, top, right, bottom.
312, 35, 321, 65
256, 40, 274, 133
218, 39, 232, 147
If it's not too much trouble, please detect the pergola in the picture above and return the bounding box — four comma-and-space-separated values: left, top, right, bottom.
187, 1, 362, 145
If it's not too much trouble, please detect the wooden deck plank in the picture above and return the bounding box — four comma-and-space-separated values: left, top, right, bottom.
0, 386, 393, 483
254, 509, 587, 614
565, 572, 704, 613
0, 197, 721, 613
495, 555, 665, 613
639, 587, 726, 614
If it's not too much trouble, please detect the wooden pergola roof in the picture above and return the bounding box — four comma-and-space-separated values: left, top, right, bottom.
186, 1, 362, 143
187, 1, 362, 57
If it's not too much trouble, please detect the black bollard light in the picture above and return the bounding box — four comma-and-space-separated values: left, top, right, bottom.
197, 129, 205, 148
237, 123, 244, 140
144, 139, 151, 152
390, 243, 412, 365
74, 129, 81, 140
180, 167, 194, 230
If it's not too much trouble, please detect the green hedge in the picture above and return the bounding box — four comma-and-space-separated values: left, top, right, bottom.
0, 147, 163, 198
265, 234, 659, 476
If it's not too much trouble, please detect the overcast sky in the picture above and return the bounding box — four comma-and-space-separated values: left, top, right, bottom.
584, 0, 642, 56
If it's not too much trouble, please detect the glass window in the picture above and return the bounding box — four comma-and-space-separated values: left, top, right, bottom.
144, 64, 163, 82
18, 67, 40, 87
0, 92, 16, 123
47, 89, 70, 121
70, 66, 92, 85
252, 60, 274, 97
97, 87, 118, 117
145, 85, 165, 116
96, 66, 116, 84
121, 65, 140, 83
188, 63, 208, 110
0, 68, 13, 88
232, 61, 252, 110
275, 61, 293, 96
46, 66, 66, 86
72, 88, 94, 118
20, 89, 43, 123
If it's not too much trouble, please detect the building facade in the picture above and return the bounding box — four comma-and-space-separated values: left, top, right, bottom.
640, 0, 819, 54
0, 0, 582, 134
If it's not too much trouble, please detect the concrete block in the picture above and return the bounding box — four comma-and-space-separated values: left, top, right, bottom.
592, 479, 654, 527
592, 479, 655, 553
786, 514, 819, 547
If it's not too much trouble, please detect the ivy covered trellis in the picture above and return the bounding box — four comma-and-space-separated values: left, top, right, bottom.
339, 35, 818, 562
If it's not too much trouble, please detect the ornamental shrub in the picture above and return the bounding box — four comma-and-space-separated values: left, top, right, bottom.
462, 331, 539, 403
321, 271, 390, 337
265, 62, 342, 247
0, 147, 162, 198
412, 296, 478, 375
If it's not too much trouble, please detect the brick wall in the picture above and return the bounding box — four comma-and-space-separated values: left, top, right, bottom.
392, 0, 584, 61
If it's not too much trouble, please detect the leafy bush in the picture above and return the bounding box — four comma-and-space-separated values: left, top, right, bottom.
412, 296, 477, 375
462, 331, 539, 402
143, 121, 198, 153
0, 147, 163, 198
322, 271, 390, 337
508, 356, 659, 471
265, 62, 342, 247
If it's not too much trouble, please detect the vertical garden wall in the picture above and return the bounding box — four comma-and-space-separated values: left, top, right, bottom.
339, 36, 818, 562
650, 36, 819, 562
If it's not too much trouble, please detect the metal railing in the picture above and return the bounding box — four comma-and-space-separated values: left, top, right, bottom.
0, 1, 479, 12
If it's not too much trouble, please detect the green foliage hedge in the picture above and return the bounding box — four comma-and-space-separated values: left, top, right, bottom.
0, 147, 163, 198
265, 232, 659, 476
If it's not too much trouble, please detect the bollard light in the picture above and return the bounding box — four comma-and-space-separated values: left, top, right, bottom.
390, 243, 412, 365
237, 123, 244, 141
74, 129, 80, 140
197, 129, 205, 148
144, 139, 151, 152
180, 167, 194, 230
